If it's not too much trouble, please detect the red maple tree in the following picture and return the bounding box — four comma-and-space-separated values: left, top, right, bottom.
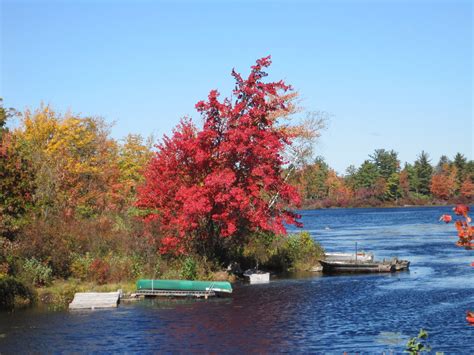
137, 57, 302, 257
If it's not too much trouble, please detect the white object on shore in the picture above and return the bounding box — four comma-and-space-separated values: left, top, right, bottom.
69, 291, 120, 310
243, 269, 270, 284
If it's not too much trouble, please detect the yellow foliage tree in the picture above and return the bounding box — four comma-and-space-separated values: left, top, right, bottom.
17, 106, 123, 218
118, 134, 153, 199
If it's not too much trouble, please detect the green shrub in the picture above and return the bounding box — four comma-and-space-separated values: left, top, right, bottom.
22, 258, 53, 286
130, 254, 144, 279
180, 257, 197, 280
36, 279, 81, 311
0, 237, 21, 277
0, 276, 36, 310
106, 254, 144, 282
243, 232, 277, 269
70, 253, 93, 280
17, 217, 74, 278
270, 231, 324, 271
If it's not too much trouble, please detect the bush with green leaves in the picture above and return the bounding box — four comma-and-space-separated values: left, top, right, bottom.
0, 276, 36, 310
70, 253, 93, 280
243, 232, 278, 270
180, 257, 197, 280
129, 254, 144, 279
22, 258, 53, 286
270, 231, 325, 271
0, 237, 19, 277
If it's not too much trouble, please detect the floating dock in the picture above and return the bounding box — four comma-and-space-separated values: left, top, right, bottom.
69, 291, 121, 310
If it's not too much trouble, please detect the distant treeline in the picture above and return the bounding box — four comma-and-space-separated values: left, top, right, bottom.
290, 149, 474, 208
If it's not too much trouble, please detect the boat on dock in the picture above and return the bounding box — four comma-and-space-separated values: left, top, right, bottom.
325, 252, 374, 263
135, 279, 233, 298
320, 258, 410, 274
394, 259, 410, 271
321, 242, 410, 274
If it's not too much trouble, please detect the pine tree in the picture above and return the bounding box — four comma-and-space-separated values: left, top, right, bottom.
414, 151, 433, 195
453, 153, 467, 189
354, 160, 380, 189
369, 149, 400, 180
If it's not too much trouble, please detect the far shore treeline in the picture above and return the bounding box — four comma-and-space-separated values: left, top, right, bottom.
290, 149, 473, 209
0, 58, 472, 309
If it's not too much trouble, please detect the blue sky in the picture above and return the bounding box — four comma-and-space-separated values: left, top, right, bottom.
1, 0, 472, 173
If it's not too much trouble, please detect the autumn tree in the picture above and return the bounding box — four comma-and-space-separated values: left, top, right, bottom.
137, 57, 320, 259
0, 99, 34, 239
18, 106, 124, 218
325, 169, 352, 206
399, 167, 411, 198
465, 161, 474, 181
460, 178, 474, 200
118, 134, 154, 204
430, 163, 457, 200
291, 156, 329, 201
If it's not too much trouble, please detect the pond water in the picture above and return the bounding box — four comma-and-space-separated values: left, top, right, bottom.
1, 206, 473, 353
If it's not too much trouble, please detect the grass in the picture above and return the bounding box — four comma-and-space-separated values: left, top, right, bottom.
37, 279, 137, 310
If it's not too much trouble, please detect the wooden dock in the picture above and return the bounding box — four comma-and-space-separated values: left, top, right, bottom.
69, 291, 121, 310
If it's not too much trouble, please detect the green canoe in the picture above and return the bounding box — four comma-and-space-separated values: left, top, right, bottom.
136, 279, 233, 294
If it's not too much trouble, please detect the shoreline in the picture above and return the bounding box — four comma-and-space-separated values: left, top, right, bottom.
296, 202, 472, 211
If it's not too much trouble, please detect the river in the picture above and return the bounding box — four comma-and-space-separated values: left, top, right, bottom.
1, 206, 473, 353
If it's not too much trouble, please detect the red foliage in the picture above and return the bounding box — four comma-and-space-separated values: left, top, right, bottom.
454, 204, 470, 217
460, 179, 474, 199
89, 258, 110, 285
442, 204, 473, 321
439, 214, 452, 223
137, 57, 302, 255
431, 174, 452, 200
441, 204, 473, 249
